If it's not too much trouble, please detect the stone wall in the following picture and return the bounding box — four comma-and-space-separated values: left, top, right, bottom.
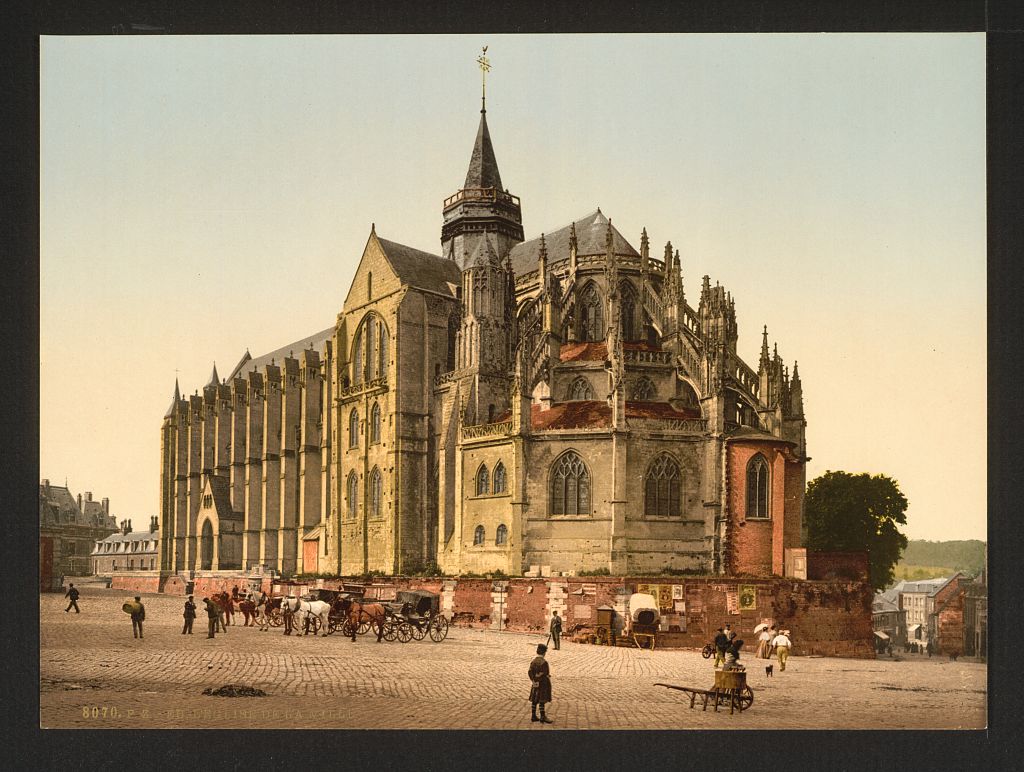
154, 572, 873, 657
110, 574, 162, 593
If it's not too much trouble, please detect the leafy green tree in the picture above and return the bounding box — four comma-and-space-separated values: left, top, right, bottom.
805, 471, 909, 591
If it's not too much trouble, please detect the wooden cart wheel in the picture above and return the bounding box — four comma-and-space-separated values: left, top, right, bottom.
357, 619, 373, 635
736, 685, 754, 711
410, 619, 428, 641
382, 621, 399, 642
396, 622, 414, 643
428, 615, 449, 642
268, 608, 283, 627
702, 643, 715, 659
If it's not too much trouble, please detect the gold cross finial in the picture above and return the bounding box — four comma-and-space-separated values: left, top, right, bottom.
477, 46, 491, 111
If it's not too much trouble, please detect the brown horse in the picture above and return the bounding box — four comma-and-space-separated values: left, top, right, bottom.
332, 598, 387, 642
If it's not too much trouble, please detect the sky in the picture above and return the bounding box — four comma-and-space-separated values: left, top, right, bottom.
40, 34, 986, 542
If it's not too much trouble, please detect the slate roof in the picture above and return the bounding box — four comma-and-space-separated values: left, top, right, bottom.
463, 110, 503, 191
227, 327, 335, 381
99, 529, 160, 545
378, 236, 461, 295
899, 578, 950, 595
509, 210, 640, 277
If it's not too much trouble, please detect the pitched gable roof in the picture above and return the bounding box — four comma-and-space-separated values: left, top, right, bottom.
376, 236, 460, 295
227, 327, 334, 381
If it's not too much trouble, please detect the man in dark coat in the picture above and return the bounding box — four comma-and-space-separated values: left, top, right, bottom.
203, 596, 219, 639
130, 596, 145, 639
182, 595, 197, 635
549, 610, 563, 650
528, 644, 553, 723
64, 583, 80, 613
713, 627, 729, 668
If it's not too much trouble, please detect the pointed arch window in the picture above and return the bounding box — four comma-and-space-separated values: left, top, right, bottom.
631, 376, 656, 401
550, 451, 591, 516
644, 454, 682, 517
473, 525, 485, 546
353, 331, 364, 384
348, 409, 359, 448
567, 377, 594, 401
365, 316, 376, 380
370, 403, 381, 444
446, 313, 460, 371
496, 524, 508, 545
578, 284, 603, 342
746, 454, 771, 519
619, 281, 638, 342
492, 462, 507, 494
378, 324, 388, 379
346, 472, 359, 518
476, 464, 490, 497
369, 467, 382, 516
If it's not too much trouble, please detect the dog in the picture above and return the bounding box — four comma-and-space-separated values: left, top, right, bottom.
765, 664, 774, 677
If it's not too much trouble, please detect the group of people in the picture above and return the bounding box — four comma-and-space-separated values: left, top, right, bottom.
189, 587, 274, 639
713, 624, 793, 672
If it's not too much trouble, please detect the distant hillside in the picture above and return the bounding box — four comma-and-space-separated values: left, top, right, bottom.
897, 540, 986, 578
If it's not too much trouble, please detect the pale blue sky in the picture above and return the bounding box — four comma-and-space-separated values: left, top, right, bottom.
40, 34, 985, 541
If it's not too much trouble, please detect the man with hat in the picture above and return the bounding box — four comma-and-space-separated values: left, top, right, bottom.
771, 629, 792, 671
203, 596, 220, 639
182, 595, 197, 635
64, 582, 81, 614
713, 627, 729, 668
130, 596, 146, 639
528, 643, 553, 724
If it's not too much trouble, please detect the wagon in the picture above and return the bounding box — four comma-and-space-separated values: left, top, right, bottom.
392, 590, 449, 642
655, 667, 754, 715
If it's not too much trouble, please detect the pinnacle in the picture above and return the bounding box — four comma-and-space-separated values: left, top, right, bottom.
463, 110, 503, 191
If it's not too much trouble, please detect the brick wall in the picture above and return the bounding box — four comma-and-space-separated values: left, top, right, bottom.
807, 551, 869, 583
935, 591, 965, 656
149, 571, 873, 658
725, 442, 790, 576
110, 574, 162, 593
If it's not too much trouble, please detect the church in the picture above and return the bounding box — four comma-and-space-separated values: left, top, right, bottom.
159, 88, 808, 581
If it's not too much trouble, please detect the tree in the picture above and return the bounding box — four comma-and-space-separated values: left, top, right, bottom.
804, 471, 909, 591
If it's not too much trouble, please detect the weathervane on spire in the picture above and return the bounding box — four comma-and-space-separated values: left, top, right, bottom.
477, 46, 491, 111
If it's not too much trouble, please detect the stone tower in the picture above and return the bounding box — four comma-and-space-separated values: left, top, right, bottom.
441, 100, 523, 425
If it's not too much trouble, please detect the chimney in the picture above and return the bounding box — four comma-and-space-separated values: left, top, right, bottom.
85, 491, 93, 502
102, 497, 110, 516
127, 518, 132, 533
150, 516, 157, 533
77, 493, 82, 510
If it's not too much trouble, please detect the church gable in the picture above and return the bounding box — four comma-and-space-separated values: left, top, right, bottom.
343, 229, 403, 311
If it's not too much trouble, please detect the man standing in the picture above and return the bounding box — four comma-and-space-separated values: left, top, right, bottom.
182, 595, 197, 635
64, 583, 80, 614
283, 596, 295, 636
528, 644, 553, 724
130, 596, 145, 639
713, 627, 729, 668
549, 610, 562, 651
772, 629, 792, 672
203, 596, 219, 639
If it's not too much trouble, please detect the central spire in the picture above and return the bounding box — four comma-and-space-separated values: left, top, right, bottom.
464, 109, 503, 191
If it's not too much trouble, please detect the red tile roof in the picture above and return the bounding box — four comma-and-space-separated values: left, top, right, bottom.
558, 340, 664, 363
528, 400, 700, 430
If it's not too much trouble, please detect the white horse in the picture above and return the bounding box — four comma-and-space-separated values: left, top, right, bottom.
281, 596, 331, 636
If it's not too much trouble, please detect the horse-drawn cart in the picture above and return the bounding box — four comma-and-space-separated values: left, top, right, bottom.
394, 590, 449, 642
655, 668, 754, 715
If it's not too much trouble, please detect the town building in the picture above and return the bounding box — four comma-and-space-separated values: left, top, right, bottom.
38, 479, 117, 590
92, 517, 161, 575
961, 575, 987, 660
158, 86, 809, 580
871, 588, 905, 649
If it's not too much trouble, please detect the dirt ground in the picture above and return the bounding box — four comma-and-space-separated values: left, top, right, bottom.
40, 587, 987, 729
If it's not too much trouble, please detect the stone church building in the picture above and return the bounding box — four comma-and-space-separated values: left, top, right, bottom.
159, 99, 808, 580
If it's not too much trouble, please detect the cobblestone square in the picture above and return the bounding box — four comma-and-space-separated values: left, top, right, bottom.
40, 588, 986, 729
